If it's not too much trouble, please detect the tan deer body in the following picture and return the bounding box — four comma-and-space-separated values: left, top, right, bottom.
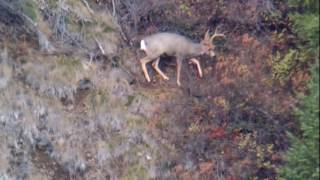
140, 30, 225, 86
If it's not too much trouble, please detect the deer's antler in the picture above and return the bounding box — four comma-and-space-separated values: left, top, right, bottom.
210, 29, 225, 42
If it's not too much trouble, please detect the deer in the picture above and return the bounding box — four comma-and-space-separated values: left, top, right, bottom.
139, 29, 225, 86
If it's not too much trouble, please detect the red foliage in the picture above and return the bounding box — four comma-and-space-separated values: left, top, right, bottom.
209, 127, 227, 139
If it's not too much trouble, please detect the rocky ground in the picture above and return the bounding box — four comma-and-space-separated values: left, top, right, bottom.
0, 0, 310, 179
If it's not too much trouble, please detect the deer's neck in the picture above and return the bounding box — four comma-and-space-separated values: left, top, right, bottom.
188, 42, 203, 56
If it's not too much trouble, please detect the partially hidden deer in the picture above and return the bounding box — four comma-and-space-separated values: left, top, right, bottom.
139, 29, 225, 86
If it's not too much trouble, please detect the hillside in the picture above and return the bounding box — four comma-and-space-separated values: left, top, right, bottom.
0, 0, 318, 179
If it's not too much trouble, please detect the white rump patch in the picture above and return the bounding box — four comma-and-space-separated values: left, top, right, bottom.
140, 40, 146, 50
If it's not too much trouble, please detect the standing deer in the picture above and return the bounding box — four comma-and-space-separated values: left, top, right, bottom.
139, 29, 225, 86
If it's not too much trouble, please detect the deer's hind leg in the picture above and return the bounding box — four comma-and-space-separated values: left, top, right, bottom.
140, 56, 154, 82
152, 58, 169, 80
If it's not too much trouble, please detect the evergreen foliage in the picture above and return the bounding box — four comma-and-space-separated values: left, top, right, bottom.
279, 0, 319, 179
279, 61, 319, 179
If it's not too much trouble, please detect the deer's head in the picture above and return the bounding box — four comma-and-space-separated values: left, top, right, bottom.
200, 30, 225, 57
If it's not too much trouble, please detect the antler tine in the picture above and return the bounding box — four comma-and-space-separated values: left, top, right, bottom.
204, 29, 210, 41
210, 28, 225, 42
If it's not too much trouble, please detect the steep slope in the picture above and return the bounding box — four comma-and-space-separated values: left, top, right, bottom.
0, 0, 311, 179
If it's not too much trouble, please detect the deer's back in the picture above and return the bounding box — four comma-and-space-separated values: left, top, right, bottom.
142, 32, 195, 57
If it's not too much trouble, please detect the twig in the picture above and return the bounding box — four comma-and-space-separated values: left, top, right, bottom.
81, 0, 94, 14
89, 52, 94, 65
94, 37, 105, 55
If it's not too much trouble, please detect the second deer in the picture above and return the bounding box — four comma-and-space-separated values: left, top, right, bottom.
139, 29, 225, 86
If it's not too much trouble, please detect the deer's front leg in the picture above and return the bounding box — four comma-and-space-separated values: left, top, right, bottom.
189, 58, 203, 77
152, 58, 169, 80
140, 57, 153, 82
176, 58, 182, 86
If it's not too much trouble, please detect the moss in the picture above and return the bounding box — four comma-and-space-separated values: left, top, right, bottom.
21, 0, 38, 21
122, 164, 147, 180
126, 115, 147, 128
125, 95, 135, 107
